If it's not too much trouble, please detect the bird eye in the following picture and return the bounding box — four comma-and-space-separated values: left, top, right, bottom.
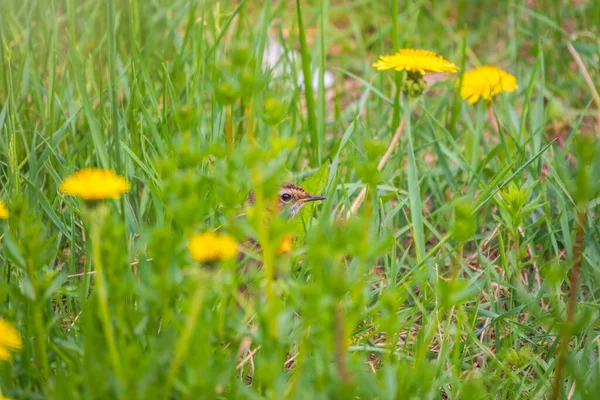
281, 193, 292, 203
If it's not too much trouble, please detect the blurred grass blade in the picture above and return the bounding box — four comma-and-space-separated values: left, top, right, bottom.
296, 0, 319, 164
69, 37, 110, 169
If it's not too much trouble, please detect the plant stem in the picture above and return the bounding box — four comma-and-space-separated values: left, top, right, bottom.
251, 174, 277, 339
89, 207, 124, 389
451, 242, 464, 281
346, 115, 406, 217
470, 100, 484, 173
257, 194, 275, 311
24, 253, 50, 387
30, 288, 50, 387
334, 301, 349, 383
80, 251, 92, 307
245, 103, 255, 144
551, 206, 587, 400
225, 105, 233, 152
404, 96, 425, 263
514, 228, 521, 280
164, 272, 207, 398
390, 0, 401, 133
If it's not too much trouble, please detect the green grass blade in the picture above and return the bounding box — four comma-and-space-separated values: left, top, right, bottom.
296, 0, 318, 164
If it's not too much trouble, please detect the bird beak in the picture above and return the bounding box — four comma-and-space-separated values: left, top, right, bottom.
305, 195, 326, 202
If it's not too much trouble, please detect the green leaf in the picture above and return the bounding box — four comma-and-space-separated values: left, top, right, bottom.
288, 161, 330, 235
3, 234, 26, 269
300, 160, 330, 200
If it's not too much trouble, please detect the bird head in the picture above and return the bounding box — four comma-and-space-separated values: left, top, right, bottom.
277, 183, 326, 218
244, 183, 326, 219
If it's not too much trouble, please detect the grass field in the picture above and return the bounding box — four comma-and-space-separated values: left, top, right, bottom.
1, 0, 600, 398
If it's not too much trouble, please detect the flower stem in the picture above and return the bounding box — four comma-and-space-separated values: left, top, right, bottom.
89, 207, 124, 388
403, 96, 425, 263
80, 252, 92, 307
470, 101, 484, 173
164, 272, 207, 398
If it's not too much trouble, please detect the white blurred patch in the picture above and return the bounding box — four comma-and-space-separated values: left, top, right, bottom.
263, 41, 334, 91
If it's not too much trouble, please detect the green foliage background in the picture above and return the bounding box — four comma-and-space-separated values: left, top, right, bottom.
1, 0, 600, 398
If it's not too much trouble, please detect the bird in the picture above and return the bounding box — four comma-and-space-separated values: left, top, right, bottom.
238, 182, 326, 271
235, 183, 326, 372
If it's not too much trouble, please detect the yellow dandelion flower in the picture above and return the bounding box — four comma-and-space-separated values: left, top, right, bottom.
60, 168, 131, 201
0, 318, 22, 363
458, 66, 517, 104
373, 49, 458, 75
188, 232, 238, 263
276, 235, 294, 255
0, 200, 8, 219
